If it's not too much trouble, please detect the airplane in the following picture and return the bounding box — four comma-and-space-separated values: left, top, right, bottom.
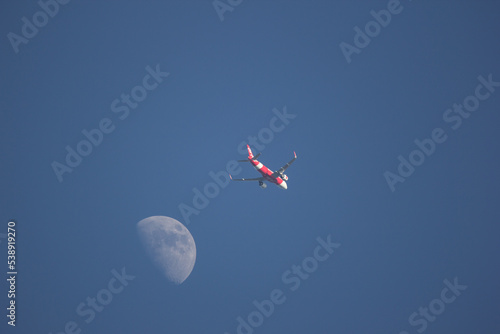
230, 145, 297, 189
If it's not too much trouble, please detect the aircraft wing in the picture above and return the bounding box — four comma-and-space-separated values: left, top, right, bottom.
276, 151, 297, 174
229, 175, 264, 182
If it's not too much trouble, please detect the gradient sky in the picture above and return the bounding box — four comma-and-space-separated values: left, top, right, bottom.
1, 1, 500, 333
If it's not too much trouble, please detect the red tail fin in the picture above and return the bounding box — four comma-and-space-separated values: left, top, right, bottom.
246, 145, 254, 159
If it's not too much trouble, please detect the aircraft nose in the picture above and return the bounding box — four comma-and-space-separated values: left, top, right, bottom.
280, 181, 287, 190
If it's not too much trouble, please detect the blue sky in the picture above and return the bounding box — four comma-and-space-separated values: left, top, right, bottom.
1, 1, 500, 333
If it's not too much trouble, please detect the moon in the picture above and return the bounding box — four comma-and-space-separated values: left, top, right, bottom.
137, 216, 196, 284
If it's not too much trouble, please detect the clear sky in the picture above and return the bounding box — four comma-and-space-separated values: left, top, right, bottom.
1, 1, 500, 333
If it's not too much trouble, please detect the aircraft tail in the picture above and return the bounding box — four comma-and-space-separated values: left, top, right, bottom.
246, 144, 254, 159
237, 145, 261, 162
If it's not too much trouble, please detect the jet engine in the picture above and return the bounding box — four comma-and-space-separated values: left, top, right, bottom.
259, 181, 267, 189
277, 172, 288, 181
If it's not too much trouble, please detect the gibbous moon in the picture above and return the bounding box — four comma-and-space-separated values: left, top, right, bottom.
137, 216, 196, 284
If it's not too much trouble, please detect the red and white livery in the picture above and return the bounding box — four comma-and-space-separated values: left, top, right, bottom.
230, 145, 297, 189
